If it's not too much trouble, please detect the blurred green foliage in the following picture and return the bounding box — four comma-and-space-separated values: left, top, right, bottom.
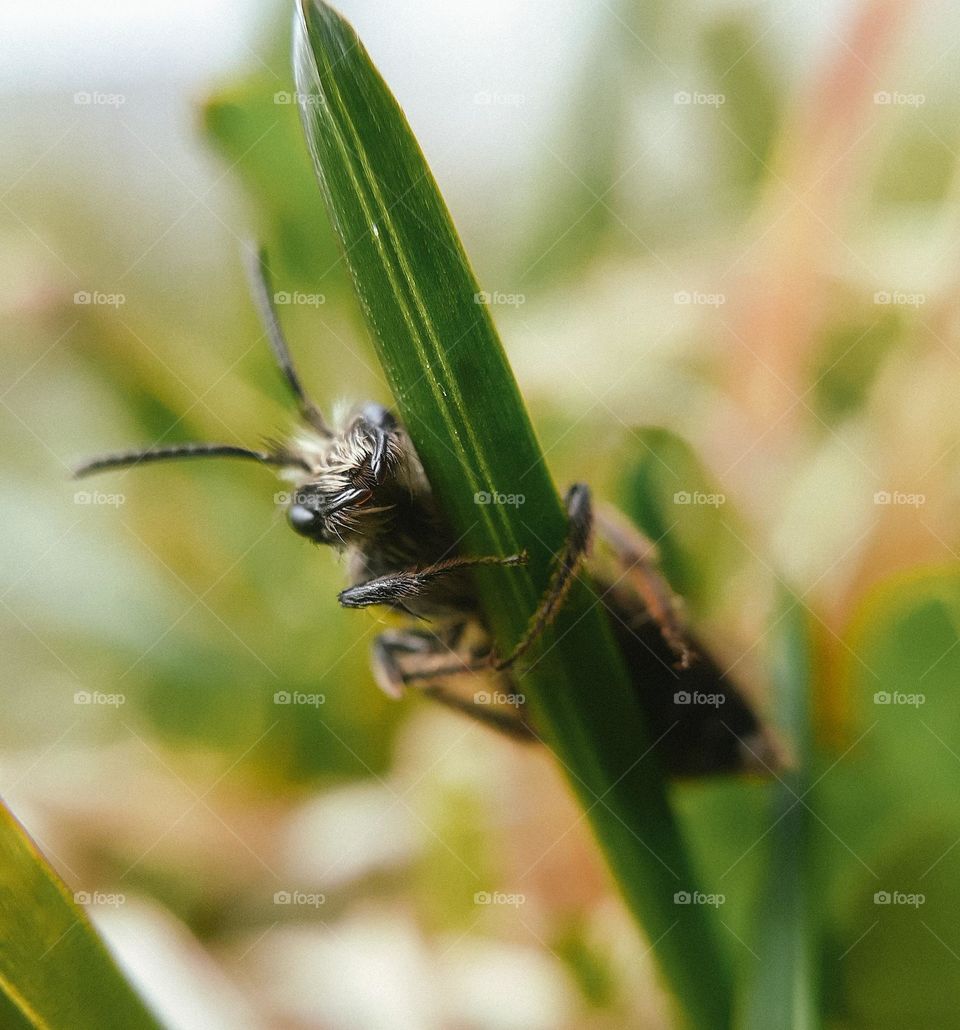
2, 0, 960, 1024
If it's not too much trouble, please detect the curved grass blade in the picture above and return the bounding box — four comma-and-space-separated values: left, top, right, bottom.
293, 2, 733, 1024
0, 800, 161, 1029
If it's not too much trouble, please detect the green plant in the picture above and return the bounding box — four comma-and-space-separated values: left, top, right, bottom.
0, 801, 160, 1028
292, 2, 735, 1025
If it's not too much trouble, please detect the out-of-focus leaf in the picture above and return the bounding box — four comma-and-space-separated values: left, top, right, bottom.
0, 801, 161, 1028
616, 426, 749, 610
702, 15, 781, 194
873, 117, 959, 204
293, 3, 733, 1025
203, 59, 346, 293
818, 568, 960, 1025
810, 308, 903, 424
739, 593, 818, 1029
520, 0, 670, 284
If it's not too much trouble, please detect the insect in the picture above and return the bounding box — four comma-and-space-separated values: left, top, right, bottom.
75, 247, 778, 777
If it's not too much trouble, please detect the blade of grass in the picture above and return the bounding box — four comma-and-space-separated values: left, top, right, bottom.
738, 592, 819, 1028
293, 2, 733, 1024
0, 800, 161, 1028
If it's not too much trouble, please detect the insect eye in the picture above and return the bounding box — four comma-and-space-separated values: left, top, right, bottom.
288, 503, 320, 536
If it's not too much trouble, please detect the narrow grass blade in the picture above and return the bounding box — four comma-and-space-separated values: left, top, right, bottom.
738, 593, 819, 1028
293, 3, 734, 1024
0, 801, 161, 1028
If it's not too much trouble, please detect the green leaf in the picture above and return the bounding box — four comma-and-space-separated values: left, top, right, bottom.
809, 308, 903, 425
293, 3, 733, 1025
702, 14, 781, 195
616, 426, 748, 611
738, 593, 819, 1029
0, 801, 161, 1029
819, 569, 960, 1026
202, 17, 346, 292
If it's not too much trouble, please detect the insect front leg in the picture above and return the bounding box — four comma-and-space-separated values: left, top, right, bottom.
338, 551, 527, 614
494, 483, 593, 671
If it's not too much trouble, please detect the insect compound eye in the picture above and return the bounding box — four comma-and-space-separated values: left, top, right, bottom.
288, 503, 321, 537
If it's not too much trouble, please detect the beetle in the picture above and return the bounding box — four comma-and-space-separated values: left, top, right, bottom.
75, 247, 779, 777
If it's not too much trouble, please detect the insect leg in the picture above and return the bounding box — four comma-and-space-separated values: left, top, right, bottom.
422, 685, 536, 742
494, 483, 593, 671
338, 551, 527, 611
370, 629, 435, 698
594, 503, 694, 669
370, 629, 536, 741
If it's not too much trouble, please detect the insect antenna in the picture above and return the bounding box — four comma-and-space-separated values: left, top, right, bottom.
243, 243, 330, 435
72, 442, 305, 479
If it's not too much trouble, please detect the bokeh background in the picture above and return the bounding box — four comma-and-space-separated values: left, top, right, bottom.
4, 0, 960, 1026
